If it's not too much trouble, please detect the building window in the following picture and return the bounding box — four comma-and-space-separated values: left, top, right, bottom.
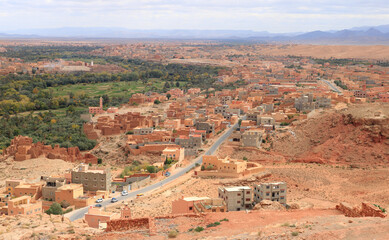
246, 198, 250, 201
189, 207, 193, 210
237, 201, 240, 204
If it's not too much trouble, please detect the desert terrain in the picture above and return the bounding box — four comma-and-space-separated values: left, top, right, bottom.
257, 44, 389, 60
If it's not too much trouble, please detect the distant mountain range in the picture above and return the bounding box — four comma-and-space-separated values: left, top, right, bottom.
1, 25, 389, 45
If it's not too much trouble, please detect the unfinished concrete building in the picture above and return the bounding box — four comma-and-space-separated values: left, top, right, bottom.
71, 164, 112, 192
241, 130, 262, 148
41, 176, 66, 201
258, 117, 275, 126
218, 186, 253, 211
195, 122, 215, 135
294, 94, 315, 112
253, 182, 287, 206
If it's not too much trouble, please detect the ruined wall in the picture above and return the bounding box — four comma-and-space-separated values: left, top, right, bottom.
105, 217, 152, 232
3, 135, 97, 164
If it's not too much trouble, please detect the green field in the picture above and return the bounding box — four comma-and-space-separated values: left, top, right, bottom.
49, 79, 166, 98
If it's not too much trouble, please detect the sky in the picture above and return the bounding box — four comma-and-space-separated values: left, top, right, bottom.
0, 0, 388, 33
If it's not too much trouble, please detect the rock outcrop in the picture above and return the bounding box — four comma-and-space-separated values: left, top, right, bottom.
336, 202, 387, 218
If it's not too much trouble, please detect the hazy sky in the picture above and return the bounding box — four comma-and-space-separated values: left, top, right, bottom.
0, 0, 388, 32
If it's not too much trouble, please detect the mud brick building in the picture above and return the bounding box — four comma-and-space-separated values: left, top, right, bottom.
89, 97, 104, 114
7, 196, 42, 216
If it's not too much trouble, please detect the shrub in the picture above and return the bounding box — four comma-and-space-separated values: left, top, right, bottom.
206, 223, 216, 228
154, 100, 161, 104
220, 218, 229, 222
168, 230, 178, 238
46, 202, 63, 215
194, 226, 204, 232
97, 158, 102, 164
206, 164, 214, 170
374, 204, 386, 213
291, 232, 299, 236
64, 208, 73, 214
146, 165, 157, 173
207, 221, 221, 228
243, 157, 248, 161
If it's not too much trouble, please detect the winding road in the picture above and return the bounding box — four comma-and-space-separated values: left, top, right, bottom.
67, 119, 240, 221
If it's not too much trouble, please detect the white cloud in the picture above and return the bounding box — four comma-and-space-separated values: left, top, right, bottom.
0, 0, 388, 32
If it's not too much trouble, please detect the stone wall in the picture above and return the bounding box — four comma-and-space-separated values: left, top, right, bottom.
336, 202, 386, 218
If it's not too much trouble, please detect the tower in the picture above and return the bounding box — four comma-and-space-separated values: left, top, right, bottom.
99, 97, 103, 109
121, 204, 131, 219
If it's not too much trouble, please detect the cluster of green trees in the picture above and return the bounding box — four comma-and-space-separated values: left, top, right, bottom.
334, 80, 348, 90
313, 58, 368, 66
0, 56, 223, 116
0, 72, 135, 115
0, 109, 96, 151
1, 45, 102, 62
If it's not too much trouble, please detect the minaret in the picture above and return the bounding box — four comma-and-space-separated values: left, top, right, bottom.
100, 97, 103, 109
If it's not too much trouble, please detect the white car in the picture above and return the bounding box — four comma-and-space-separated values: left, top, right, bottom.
95, 198, 103, 203
121, 191, 128, 196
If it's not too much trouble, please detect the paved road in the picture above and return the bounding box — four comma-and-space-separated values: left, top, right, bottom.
67, 120, 240, 221
321, 79, 342, 94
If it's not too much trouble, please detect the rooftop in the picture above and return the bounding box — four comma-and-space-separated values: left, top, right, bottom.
57, 184, 83, 190
224, 186, 251, 192
183, 197, 210, 202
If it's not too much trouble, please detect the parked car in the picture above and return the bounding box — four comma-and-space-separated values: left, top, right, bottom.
165, 172, 171, 177
95, 198, 103, 203
136, 193, 144, 197
121, 191, 128, 196
95, 204, 102, 208
111, 198, 118, 203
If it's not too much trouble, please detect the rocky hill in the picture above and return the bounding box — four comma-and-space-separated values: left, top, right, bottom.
273, 104, 388, 166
